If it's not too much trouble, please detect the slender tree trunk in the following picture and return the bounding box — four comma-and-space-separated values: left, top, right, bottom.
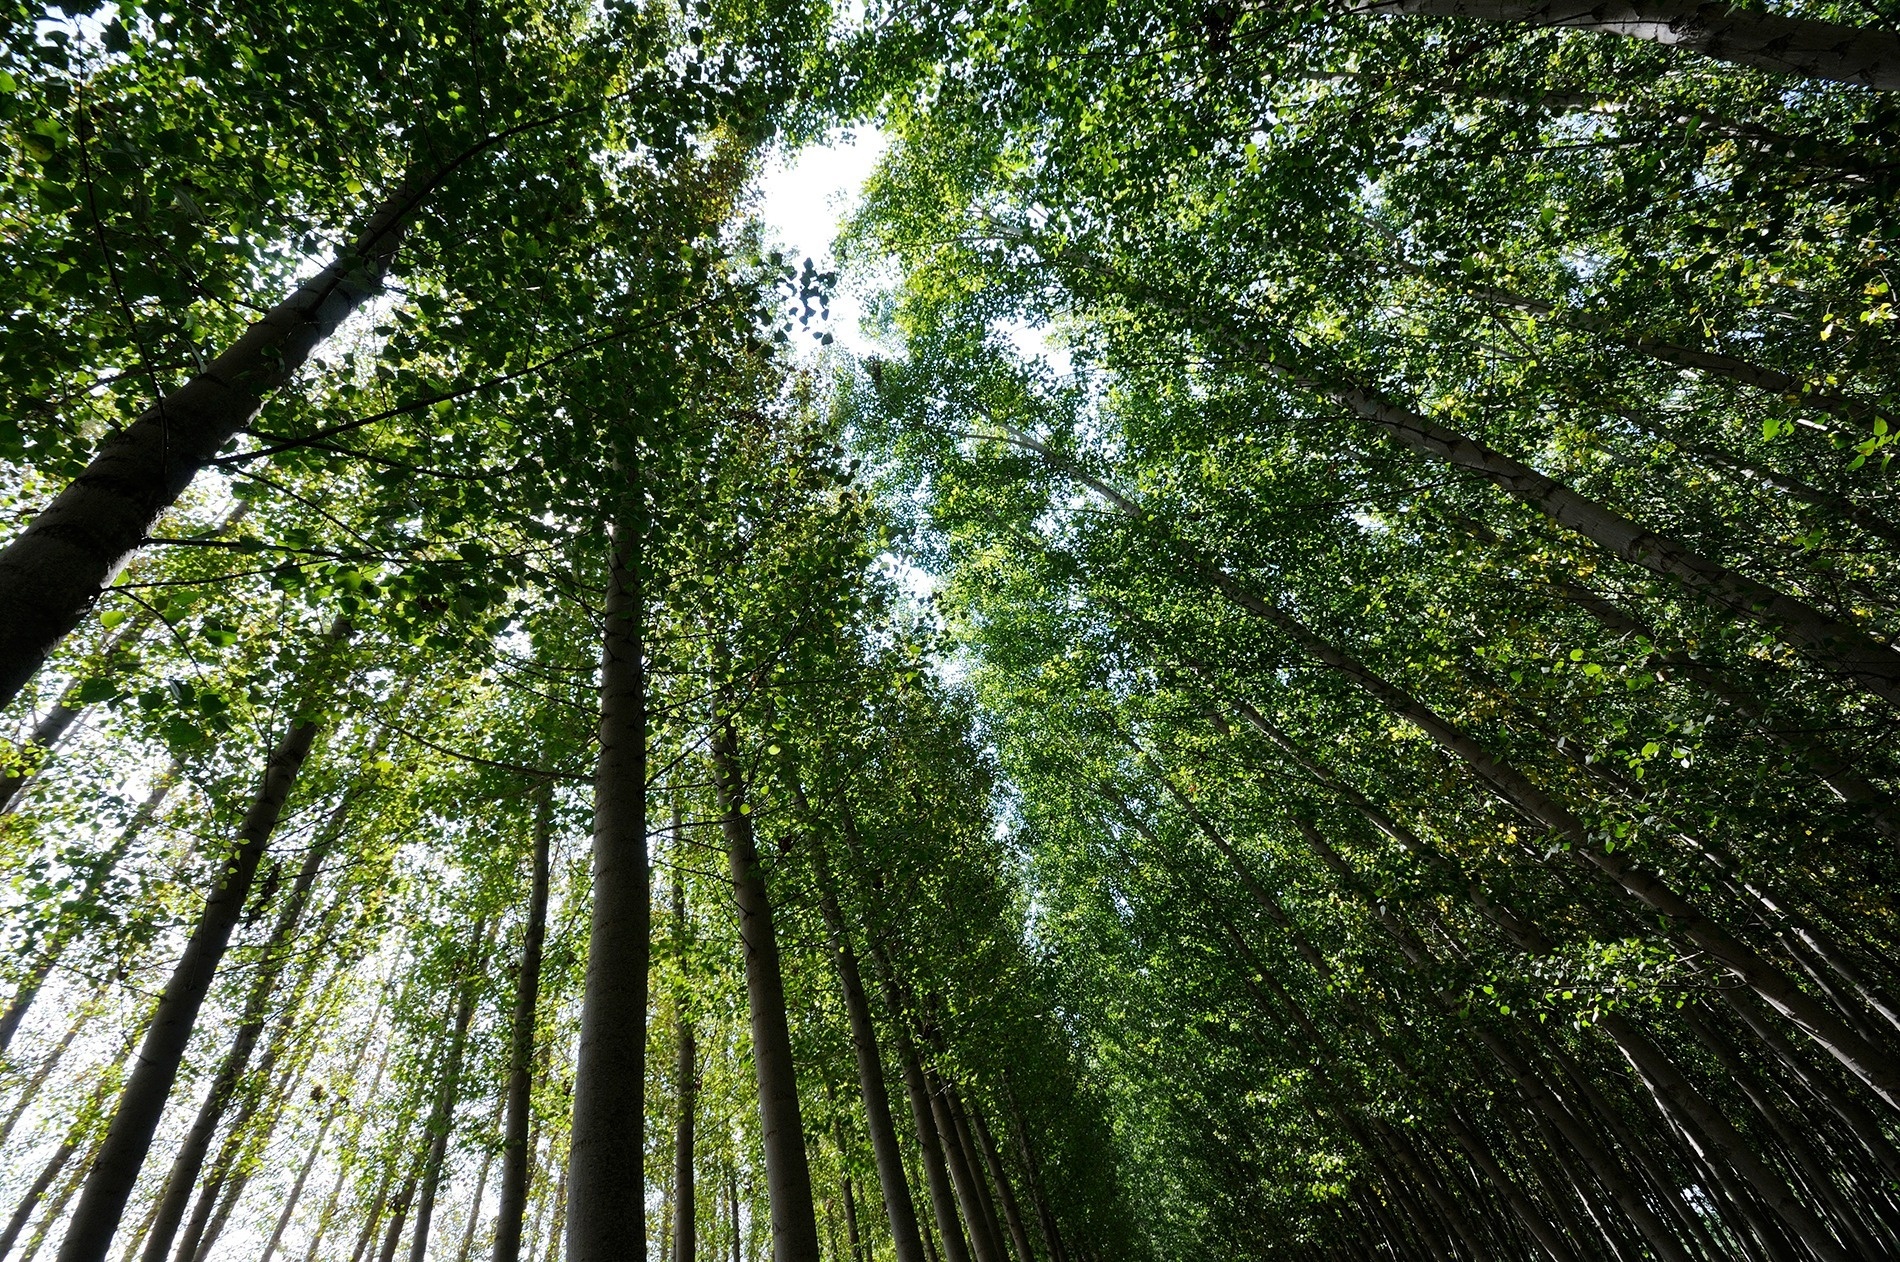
56, 638, 339, 1262
891, 1035, 970, 1262
839, 1176, 863, 1262
966, 1110, 1035, 1262
672, 835, 697, 1262
376, 1173, 420, 1262
0, 983, 111, 1147
565, 507, 649, 1262
15, 1137, 100, 1262
0, 762, 181, 1053
710, 708, 822, 1262
1, 1140, 81, 1260
1000, 1096, 1064, 1262
1346, 0, 1900, 90
811, 841, 927, 1262
407, 922, 489, 1262
455, 1143, 495, 1262
0, 169, 427, 708
141, 799, 342, 1262
0, 507, 241, 815
930, 1083, 1006, 1262
495, 787, 552, 1262
258, 1093, 342, 1262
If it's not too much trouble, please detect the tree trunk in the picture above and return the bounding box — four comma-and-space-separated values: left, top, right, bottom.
811, 841, 927, 1262
672, 807, 697, 1262
456, 1142, 495, 1262
496, 787, 552, 1262
710, 708, 822, 1262
257, 1093, 341, 1262
1001, 1095, 1065, 1262
407, 921, 489, 1262
966, 1110, 1036, 1262
55, 651, 337, 1262
1, 1139, 81, 1260
0, 982, 111, 1147
931, 1084, 1006, 1262
376, 1173, 420, 1262
0, 761, 181, 1053
0, 164, 430, 709
1347, 0, 1900, 90
141, 797, 342, 1262
892, 1034, 970, 1262
565, 508, 650, 1262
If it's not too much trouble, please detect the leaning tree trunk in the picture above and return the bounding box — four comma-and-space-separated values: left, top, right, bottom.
709, 707, 822, 1262
407, 922, 489, 1262
887, 1005, 972, 1262
0, 174, 424, 708
966, 1109, 1036, 1262
812, 841, 928, 1262
565, 507, 650, 1262
140, 797, 345, 1262
927, 1078, 1007, 1262
54, 627, 343, 1262
1345, 0, 1900, 90
495, 785, 552, 1262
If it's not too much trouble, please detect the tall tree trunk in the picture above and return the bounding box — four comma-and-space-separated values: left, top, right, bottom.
1346, 0, 1900, 90
0, 171, 426, 709
376, 1173, 420, 1262
671, 824, 697, 1262
495, 786, 552, 1262
709, 708, 821, 1262
141, 797, 344, 1262
55, 631, 341, 1262
0, 507, 239, 816
809, 836, 927, 1262
257, 1091, 342, 1262
1000, 1095, 1065, 1262
0, 761, 181, 1053
407, 921, 490, 1262
891, 1030, 970, 1262
455, 1142, 495, 1262
565, 507, 650, 1262
928, 1082, 1005, 1262
1, 981, 112, 1147
965, 1110, 1036, 1262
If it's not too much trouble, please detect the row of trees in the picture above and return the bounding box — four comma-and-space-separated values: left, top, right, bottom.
9, 0, 1900, 1259
0, 4, 1123, 1262
843, 0, 1900, 1256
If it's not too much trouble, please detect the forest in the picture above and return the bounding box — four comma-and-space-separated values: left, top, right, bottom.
2, 0, 1899, 1260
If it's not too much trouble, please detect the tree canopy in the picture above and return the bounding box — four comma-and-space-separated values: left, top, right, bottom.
3, 2, 1900, 1261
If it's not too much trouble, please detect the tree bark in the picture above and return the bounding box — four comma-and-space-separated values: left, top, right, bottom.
55, 645, 338, 1262
810, 837, 927, 1262
966, 1110, 1036, 1262
565, 509, 650, 1262
496, 787, 552, 1262
376, 1173, 420, 1262
257, 1091, 342, 1262
932, 1084, 1007, 1262
141, 796, 343, 1262
671, 804, 696, 1262
407, 922, 489, 1262
1346, 0, 1900, 90
0, 172, 426, 708
710, 708, 822, 1262
891, 1030, 971, 1262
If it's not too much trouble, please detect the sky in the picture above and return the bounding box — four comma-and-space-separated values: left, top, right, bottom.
752, 129, 893, 357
